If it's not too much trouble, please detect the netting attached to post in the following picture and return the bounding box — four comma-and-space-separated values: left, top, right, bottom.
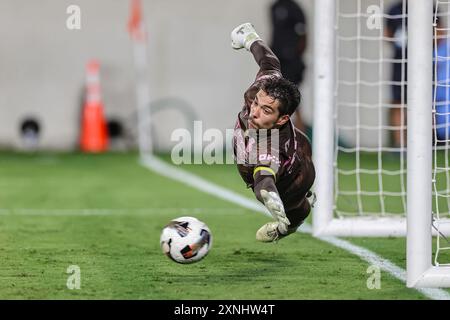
314, 0, 450, 241
433, 0, 450, 267
334, 0, 408, 218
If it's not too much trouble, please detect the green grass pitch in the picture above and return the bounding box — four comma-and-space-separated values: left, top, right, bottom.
0, 152, 447, 299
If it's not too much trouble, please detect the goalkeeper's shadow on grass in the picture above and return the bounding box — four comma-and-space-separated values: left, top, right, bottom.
167, 256, 296, 285
228, 248, 295, 265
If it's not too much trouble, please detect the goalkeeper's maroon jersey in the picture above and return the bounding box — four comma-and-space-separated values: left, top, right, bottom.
232, 75, 315, 212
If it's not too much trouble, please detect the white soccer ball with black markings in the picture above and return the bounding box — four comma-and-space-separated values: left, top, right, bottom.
160, 216, 212, 264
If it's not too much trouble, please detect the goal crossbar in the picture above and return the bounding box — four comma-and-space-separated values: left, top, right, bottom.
315, 217, 450, 238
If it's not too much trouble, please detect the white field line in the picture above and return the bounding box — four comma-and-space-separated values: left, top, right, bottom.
139, 154, 450, 300
0, 208, 250, 216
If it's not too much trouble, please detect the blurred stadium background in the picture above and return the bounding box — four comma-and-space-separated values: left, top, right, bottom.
0, 0, 316, 152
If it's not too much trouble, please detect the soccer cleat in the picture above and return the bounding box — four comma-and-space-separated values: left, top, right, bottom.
256, 222, 287, 242
230, 22, 261, 51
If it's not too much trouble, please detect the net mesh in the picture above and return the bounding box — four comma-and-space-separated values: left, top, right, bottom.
334, 0, 407, 218
334, 0, 450, 265
433, 0, 450, 266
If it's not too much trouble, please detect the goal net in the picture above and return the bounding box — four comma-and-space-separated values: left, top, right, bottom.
313, 0, 450, 286
429, 0, 450, 283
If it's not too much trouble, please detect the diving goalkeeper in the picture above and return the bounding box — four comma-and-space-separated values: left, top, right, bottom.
231, 23, 315, 242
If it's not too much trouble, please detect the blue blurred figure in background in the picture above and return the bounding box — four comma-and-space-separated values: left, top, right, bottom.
435, 32, 450, 142
384, 1, 407, 148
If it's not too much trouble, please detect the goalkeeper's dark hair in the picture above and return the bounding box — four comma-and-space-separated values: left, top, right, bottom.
260, 77, 301, 117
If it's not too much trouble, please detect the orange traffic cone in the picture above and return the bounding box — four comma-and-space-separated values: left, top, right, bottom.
80, 60, 109, 152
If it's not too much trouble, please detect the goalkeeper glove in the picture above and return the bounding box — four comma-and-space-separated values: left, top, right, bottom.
230, 22, 261, 51
260, 189, 290, 227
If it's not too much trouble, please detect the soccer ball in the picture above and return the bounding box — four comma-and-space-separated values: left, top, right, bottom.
160, 216, 212, 264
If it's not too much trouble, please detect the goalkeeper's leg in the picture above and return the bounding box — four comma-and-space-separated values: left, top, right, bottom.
285, 199, 311, 232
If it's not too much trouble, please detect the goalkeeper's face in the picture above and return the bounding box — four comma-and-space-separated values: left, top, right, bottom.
249, 90, 290, 130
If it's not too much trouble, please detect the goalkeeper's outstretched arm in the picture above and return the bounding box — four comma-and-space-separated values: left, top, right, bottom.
230, 22, 281, 80
250, 40, 281, 81
253, 168, 290, 228
253, 169, 278, 203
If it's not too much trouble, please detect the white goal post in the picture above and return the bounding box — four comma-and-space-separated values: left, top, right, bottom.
312, 0, 416, 237
312, 0, 450, 287
407, 0, 450, 288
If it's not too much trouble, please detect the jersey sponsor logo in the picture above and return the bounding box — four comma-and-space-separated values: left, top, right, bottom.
258, 153, 281, 166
